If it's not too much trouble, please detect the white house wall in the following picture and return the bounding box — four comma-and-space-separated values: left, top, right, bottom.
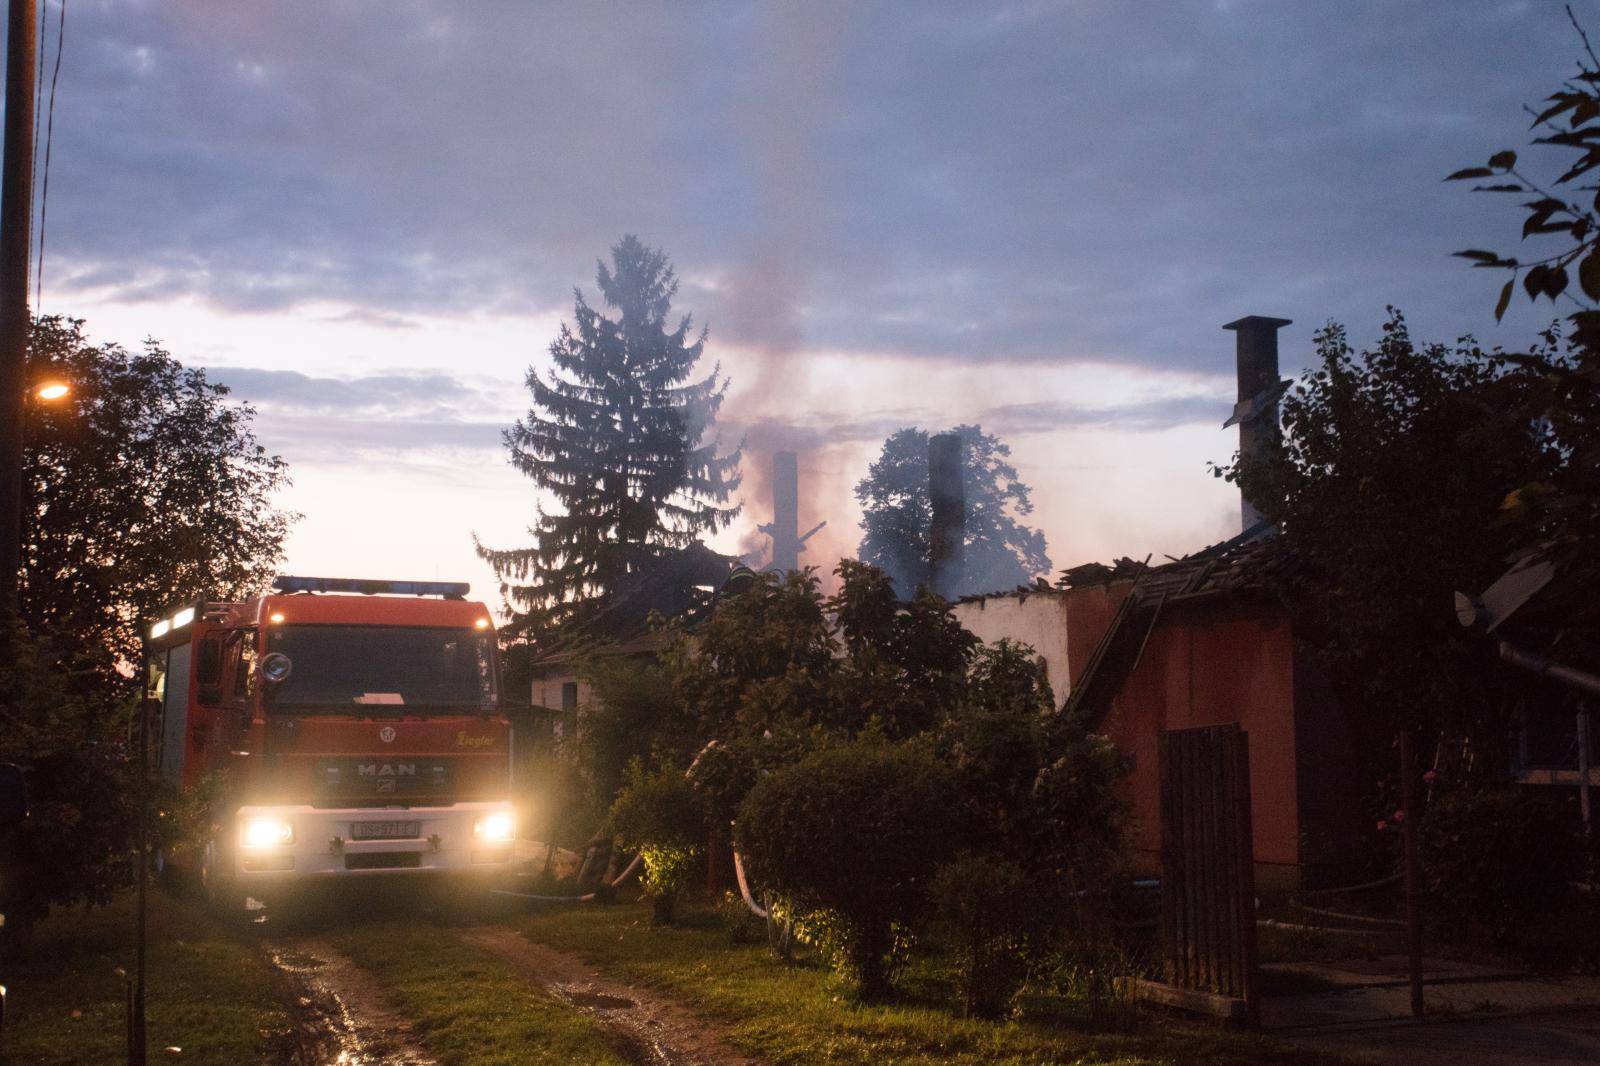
532, 670, 591, 713
951, 592, 1073, 704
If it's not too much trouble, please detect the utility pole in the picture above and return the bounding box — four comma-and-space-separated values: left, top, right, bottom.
0, 0, 36, 619
131, 698, 149, 1066
1400, 731, 1424, 1019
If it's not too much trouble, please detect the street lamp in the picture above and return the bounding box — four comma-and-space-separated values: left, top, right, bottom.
3, 373, 71, 581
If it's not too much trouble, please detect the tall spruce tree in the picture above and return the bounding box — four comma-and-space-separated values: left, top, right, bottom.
478, 236, 740, 640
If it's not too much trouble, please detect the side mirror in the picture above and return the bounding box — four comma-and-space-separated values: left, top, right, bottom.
259, 652, 293, 686
0, 763, 27, 826
196, 637, 223, 704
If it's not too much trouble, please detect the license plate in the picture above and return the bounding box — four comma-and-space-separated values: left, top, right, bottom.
350, 820, 420, 841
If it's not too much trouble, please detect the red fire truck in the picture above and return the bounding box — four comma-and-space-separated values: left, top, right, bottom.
142, 576, 517, 911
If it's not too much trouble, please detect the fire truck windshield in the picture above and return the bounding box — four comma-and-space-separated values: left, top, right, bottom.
262, 625, 497, 711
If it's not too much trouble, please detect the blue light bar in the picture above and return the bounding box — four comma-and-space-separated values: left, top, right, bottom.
272, 576, 470, 599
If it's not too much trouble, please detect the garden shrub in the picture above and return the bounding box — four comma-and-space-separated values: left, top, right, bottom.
609, 760, 706, 925
938, 641, 1129, 938
579, 657, 692, 809
1420, 786, 1581, 952
519, 750, 594, 857
930, 853, 1033, 1017
0, 626, 138, 947
735, 741, 970, 998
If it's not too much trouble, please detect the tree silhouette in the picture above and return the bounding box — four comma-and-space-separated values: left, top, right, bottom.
4, 315, 294, 928
855, 425, 1049, 599
1447, 6, 1600, 640
22, 316, 293, 674
1222, 312, 1560, 778
478, 237, 740, 640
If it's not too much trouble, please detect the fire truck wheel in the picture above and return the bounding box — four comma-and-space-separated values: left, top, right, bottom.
200, 839, 248, 923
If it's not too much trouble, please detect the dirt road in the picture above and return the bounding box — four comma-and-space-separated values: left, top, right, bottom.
255, 899, 760, 1066
265, 937, 438, 1065
459, 924, 763, 1066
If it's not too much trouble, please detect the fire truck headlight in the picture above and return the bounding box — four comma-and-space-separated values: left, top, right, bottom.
473, 811, 515, 843
242, 816, 294, 848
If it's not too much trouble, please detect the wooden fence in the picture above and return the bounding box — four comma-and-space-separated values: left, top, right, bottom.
1147, 723, 1259, 1024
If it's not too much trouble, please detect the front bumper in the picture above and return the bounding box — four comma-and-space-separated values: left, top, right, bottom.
229, 801, 517, 883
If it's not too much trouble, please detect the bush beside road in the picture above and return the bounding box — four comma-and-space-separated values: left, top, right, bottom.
515, 899, 1350, 1066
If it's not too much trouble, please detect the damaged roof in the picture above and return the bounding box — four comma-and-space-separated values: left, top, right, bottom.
1058, 519, 1290, 601
1061, 520, 1291, 723
530, 540, 738, 665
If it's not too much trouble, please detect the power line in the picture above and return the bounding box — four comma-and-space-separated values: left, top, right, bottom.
34, 0, 64, 311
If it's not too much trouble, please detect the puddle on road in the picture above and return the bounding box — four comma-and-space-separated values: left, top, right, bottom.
563, 988, 638, 1011
457, 926, 759, 1066
266, 943, 436, 1066
547, 981, 675, 1065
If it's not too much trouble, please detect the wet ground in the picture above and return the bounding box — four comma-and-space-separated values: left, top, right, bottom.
266, 938, 437, 1065
1265, 954, 1600, 1065
459, 925, 761, 1066
245, 885, 759, 1066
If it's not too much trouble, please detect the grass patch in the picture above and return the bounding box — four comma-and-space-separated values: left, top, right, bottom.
326, 919, 635, 1066
516, 901, 1350, 1066
1, 887, 299, 1065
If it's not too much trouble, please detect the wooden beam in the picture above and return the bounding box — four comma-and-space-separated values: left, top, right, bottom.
1125, 978, 1248, 1023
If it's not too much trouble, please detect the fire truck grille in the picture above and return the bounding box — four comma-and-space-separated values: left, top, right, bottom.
345, 852, 423, 871
315, 757, 452, 799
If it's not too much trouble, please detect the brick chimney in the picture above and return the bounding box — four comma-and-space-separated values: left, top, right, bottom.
928, 432, 965, 598
766, 450, 800, 573
1222, 315, 1292, 531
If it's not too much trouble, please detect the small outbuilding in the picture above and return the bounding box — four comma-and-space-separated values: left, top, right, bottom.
954, 525, 1363, 890
953, 316, 1366, 889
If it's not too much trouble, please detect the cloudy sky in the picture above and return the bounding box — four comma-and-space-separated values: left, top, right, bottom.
28, 0, 1585, 606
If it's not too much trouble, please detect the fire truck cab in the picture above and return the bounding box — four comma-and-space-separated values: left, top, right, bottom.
143, 576, 517, 910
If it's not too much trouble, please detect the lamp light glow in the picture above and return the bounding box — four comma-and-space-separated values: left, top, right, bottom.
474, 811, 515, 843
150, 620, 170, 639
242, 816, 294, 848
34, 382, 68, 401
171, 607, 195, 629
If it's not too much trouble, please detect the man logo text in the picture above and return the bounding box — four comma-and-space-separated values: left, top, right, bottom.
357, 764, 417, 777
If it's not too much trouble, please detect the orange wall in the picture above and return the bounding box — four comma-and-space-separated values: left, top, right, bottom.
1065, 583, 1133, 691
1069, 589, 1301, 883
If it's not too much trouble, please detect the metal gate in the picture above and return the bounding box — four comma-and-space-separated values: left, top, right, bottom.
1152, 723, 1259, 1024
